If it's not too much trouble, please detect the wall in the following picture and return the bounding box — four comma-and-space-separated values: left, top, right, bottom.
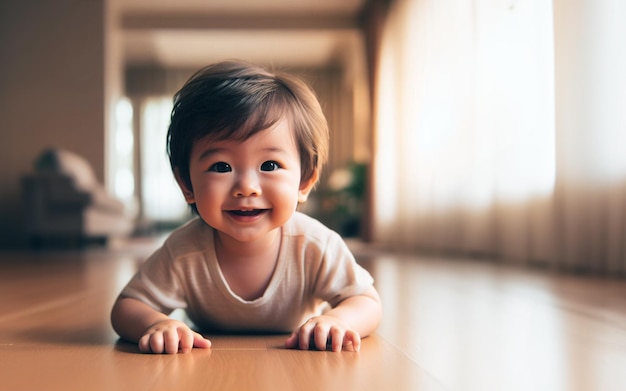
0, 0, 109, 247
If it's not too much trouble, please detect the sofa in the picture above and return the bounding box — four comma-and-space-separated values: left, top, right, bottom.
21, 148, 135, 246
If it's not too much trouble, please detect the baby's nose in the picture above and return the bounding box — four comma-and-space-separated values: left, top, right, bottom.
232, 171, 261, 197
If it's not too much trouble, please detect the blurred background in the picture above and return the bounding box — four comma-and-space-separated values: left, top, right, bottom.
1, 0, 625, 275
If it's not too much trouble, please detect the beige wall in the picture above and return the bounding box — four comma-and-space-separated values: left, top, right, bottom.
0, 1, 109, 247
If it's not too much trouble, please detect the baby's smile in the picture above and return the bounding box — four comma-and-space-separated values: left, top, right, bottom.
227, 209, 268, 217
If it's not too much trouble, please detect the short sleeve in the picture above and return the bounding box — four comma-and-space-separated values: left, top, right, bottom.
310, 233, 374, 307
119, 245, 187, 314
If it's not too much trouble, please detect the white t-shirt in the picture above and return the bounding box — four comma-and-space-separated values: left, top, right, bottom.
119, 212, 374, 333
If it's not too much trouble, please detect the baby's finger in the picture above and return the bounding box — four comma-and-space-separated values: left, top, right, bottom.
284, 332, 298, 349
149, 332, 165, 354
330, 327, 344, 352
343, 330, 361, 352
192, 331, 212, 349
314, 323, 331, 351
177, 328, 193, 353
298, 320, 316, 350
138, 333, 152, 353
164, 328, 181, 354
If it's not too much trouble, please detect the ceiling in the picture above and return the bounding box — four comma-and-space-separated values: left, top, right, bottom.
118, 0, 368, 69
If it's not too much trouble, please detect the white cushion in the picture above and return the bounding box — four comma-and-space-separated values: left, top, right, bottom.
36, 148, 97, 192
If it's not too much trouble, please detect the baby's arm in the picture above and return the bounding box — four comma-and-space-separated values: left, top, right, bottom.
285, 286, 382, 352
111, 297, 211, 354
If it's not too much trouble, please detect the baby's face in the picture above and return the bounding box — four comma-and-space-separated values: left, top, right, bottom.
182, 118, 314, 244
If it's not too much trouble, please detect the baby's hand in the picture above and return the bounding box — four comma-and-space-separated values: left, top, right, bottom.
285, 315, 361, 352
138, 319, 211, 354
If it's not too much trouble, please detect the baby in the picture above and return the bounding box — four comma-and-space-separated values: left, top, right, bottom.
111, 60, 382, 353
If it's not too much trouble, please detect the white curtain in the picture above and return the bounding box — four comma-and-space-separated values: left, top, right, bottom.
141, 97, 189, 223
372, 0, 626, 274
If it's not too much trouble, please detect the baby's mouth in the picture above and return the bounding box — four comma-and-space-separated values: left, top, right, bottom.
227, 209, 267, 217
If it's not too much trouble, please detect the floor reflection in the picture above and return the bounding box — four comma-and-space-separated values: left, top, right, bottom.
354, 248, 626, 391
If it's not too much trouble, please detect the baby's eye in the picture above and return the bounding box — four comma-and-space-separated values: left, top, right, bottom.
260, 161, 281, 172
209, 162, 232, 173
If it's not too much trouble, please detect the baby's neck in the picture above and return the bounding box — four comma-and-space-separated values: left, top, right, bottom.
214, 228, 281, 260
213, 228, 282, 301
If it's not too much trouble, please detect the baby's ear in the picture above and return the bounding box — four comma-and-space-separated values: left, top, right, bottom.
298, 170, 319, 203
174, 168, 195, 204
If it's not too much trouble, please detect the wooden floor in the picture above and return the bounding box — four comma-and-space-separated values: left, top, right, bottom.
1, 237, 625, 391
